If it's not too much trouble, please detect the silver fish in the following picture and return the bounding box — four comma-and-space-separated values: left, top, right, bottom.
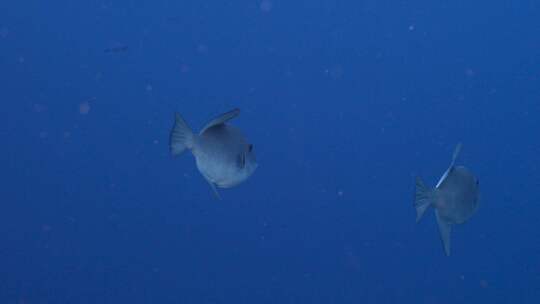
169, 108, 257, 198
414, 143, 480, 256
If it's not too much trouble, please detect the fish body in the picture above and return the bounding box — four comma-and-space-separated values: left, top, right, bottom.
415, 144, 480, 256
169, 108, 257, 198
434, 165, 479, 225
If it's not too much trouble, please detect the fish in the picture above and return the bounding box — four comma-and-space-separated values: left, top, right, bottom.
414, 143, 480, 256
169, 108, 257, 199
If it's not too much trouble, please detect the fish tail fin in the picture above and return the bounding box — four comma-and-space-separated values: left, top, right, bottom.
169, 112, 194, 156
414, 176, 434, 222
435, 210, 452, 256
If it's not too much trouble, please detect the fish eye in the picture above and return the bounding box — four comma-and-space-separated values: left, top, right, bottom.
248, 144, 253, 152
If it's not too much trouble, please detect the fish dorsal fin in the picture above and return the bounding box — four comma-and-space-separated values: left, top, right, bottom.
451, 142, 462, 167
436, 143, 463, 188
199, 108, 240, 135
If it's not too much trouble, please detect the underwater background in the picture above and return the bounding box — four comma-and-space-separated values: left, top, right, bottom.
1, 1, 539, 303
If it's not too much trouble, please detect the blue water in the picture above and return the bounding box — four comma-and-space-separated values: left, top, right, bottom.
2, 1, 539, 303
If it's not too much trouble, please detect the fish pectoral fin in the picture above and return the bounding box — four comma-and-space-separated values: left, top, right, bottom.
435, 210, 452, 256
238, 152, 246, 169
200, 108, 240, 134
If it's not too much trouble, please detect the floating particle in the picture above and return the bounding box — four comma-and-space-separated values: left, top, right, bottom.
33, 103, 47, 113
329, 65, 344, 79
180, 64, 190, 73
479, 279, 489, 288
260, 0, 273, 12
197, 44, 208, 54
153, 139, 159, 145
465, 68, 475, 77
39, 131, 48, 139
337, 190, 344, 197
104, 43, 128, 53
146, 84, 153, 92
0, 27, 8, 38
79, 101, 91, 115
408, 25, 415, 31
18, 56, 25, 63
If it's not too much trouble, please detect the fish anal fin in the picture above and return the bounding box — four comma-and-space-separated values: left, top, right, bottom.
435, 210, 452, 256
208, 180, 222, 200
200, 108, 240, 134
